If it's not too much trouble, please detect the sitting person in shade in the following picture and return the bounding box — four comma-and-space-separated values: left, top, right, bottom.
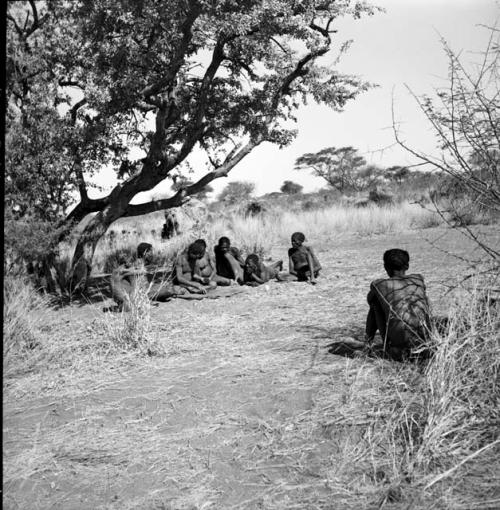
213, 236, 245, 284
111, 250, 184, 311
365, 248, 431, 361
243, 254, 283, 287
281, 231, 321, 284
174, 240, 217, 294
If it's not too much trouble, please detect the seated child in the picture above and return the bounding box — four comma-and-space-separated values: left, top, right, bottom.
365, 248, 431, 361
174, 240, 217, 294
243, 254, 283, 287
213, 236, 245, 284
285, 232, 321, 284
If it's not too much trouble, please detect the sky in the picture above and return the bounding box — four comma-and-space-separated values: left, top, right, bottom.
92, 0, 499, 203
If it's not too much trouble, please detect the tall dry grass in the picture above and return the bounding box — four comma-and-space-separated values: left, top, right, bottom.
3, 276, 49, 378
73, 201, 439, 273
97, 273, 166, 356
363, 285, 500, 507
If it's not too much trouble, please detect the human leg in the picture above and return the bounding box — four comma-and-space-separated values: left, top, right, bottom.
224, 252, 244, 282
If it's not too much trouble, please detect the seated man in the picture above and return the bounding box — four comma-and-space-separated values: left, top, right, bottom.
213, 236, 245, 284
174, 240, 217, 294
365, 248, 431, 361
243, 254, 283, 287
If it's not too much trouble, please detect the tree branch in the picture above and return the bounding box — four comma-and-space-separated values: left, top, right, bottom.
123, 139, 261, 217
139, 2, 201, 99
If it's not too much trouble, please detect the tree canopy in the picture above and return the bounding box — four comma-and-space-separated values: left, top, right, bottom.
217, 181, 255, 204
280, 180, 303, 195
295, 146, 371, 192
6, 0, 377, 270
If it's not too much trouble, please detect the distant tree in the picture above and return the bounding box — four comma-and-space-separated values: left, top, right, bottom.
295, 146, 368, 192
218, 181, 255, 205
280, 180, 303, 195
386, 165, 410, 185
357, 164, 385, 189
6, 0, 377, 280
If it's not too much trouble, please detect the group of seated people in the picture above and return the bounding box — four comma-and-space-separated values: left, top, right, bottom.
111, 233, 432, 362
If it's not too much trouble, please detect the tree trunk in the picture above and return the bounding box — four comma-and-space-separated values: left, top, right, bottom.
71, 208, 120, 271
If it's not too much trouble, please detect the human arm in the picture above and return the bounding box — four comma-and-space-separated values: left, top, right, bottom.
245, 272, 265, 286
175, 260, 206, 293
305, 248, 316, 284
307, 245, 322, 271
365, 305, 378, 343
288, 253, 297, 276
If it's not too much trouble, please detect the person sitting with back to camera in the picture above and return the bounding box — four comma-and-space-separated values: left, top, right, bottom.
365, 248, 431, 361
282, 231, 322, 284
243, 254, 283, 287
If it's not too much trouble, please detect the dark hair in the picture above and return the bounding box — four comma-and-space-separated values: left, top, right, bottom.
218, 236, 230, 246
383, 249, 409, 272
194, 238, 207, 249
137, 242, 153, 259
245, 254, 260, 266
187, 241, 205, 257
291, 232, 305, 243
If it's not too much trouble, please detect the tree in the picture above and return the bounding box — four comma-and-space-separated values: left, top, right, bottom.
6, 0, 377, 277
217, 181, 255, 205
393, 28, 500, 278
280, 180, 303, 195
394, 28, 500, 267
386, 165, 410, 185
295, 146, 368, 192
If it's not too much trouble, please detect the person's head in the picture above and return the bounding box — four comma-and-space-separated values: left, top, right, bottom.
291, 232, 305, 248
187, 241, 206, 261
193, 238, 207, 249
218, 236, 231, 253
244, 253, 260, 273
137, 242, 153, 260
115, 249, 132, 268
383, 249, 410, 277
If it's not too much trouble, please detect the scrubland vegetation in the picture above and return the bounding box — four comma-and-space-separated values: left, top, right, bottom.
4, 201, 499, 508
5, 1, 499, 507
56, 201, 440, 275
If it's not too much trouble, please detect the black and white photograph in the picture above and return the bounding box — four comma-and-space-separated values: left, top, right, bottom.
4, 0, 499, 508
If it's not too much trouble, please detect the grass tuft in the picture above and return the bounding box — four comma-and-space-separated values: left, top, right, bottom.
3, 277, 49, 377
99, 274, 166, 357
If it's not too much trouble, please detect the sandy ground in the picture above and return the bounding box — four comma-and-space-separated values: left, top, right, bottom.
3, 226, 498, 509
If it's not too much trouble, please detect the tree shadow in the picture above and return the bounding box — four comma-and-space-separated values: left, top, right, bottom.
49, 282, 112, 310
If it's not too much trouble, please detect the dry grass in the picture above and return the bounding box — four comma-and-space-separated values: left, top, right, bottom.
4, 225, 499, 509
3, 276, 49, 379
354, 284, 500, 508
58, 201, 438, 274
76, 202, 439, 272
97, 275, 166, 357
